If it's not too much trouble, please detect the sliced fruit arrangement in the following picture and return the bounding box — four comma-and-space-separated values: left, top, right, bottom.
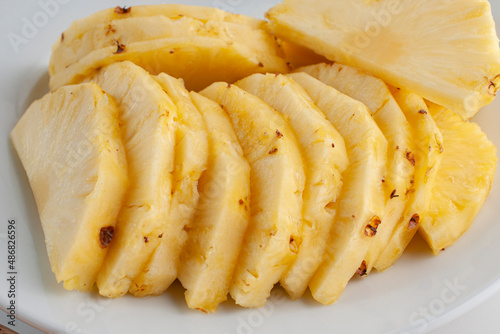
200, 82, 305, 308
11, 83, 128, 291
288, 72, 387, 304
235, 73, 349, 299
374, 88, 444, 271
130, 73, 208, 297
267, 0, 500, 119
11, 0, 500, 313
298, 63, 415, 278
178, 92, 251, 313
49, 5, 287, 91
90, 61, 178, 298
422, 103, 497, 254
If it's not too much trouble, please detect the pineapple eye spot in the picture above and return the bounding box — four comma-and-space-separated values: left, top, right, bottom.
99, 226, 114, 248
364, 216, 381, 237
144, 236, 149, 243
408, 214, 420, 230
356, 260, 367, 277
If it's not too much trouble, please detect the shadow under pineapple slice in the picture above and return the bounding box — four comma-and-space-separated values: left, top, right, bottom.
374, 88, 444, 271
266, 0, 500, 119
289, 72, 387, 305
200, 83, 305, 308
176, 92, 251, 313
10, 82, 128, 291
235, 73, 349, 300
90, 61, 178, 298
421, 103, 497, 254
298, 63, 415, 277
129, 73, 208, 297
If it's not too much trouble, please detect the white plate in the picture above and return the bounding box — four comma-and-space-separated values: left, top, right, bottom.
1, 1, 499, 333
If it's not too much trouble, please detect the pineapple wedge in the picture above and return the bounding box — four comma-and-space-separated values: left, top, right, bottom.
267, 0, 500, 119
51, 16, 286, 81
177, 92, 251, 313
130, 73, 208, 297
289, 72, 387, 304
298, 63, 414, 275
54, 4, 263, 51
91, 62, 178, 298
11, 83, 128, 291
421, 103, 497, 254
374, 88, 444, 271
235, 73, 349, 299
200, 83, 305, 308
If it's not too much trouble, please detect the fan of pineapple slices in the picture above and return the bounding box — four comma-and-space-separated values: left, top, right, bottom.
11, 0, 500, 313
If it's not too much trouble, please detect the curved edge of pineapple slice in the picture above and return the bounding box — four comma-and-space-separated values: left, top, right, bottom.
49, 36, 288, 92
374, 88, 444, 271
51, 16, 285, 78
421, 103, 497, 254
10, 82, 128, 291
91, 61, 178, 298
52, 3, 263, 60
290, 72, 387, 304
177, 92, 251, 313
129, 73, 209, 297
266, 0, 500, 120
200, 82, 305, 308
235, 73, 349, 299
297, 63, 414, 275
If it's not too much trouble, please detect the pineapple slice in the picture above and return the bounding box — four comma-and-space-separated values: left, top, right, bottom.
298, 63, 414, 275
200, 83, 305, 308
374, 88, 444, 271
50, 16, 286, 81
10, 83, 128, 291
421, 103, 497, 254
289, 72, 387, 304
267, 0, 500, 119
235, 73, 349, 299
130, 73, 208, 297
54, 4, 263, 52
91, 62, 178, 298
177, 92, 251, 313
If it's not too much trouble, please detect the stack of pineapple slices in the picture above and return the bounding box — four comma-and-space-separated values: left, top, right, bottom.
12, 1, 499, 312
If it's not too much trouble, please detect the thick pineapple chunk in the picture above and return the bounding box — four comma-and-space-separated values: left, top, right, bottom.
91, 62, 178, 298
289, 72, 387, 304
374, 88, 444, 271
422, 103, 497, 253
235, 73, 349, 299
200, 83, 305, 308
267, 0, 500, 119
11, 83, 128, 291
177, 92, 251, 313
298, 63, 414, 276
130, 73, 208, 297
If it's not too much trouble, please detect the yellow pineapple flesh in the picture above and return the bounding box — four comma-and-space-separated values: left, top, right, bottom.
289, 72, 387, 304
10, 83, 128, 291
91, 61, 178, 298
421, 103, 497, 254
200, 83, 305, 308
130, 73, 208, 297
177, 92, 251, 313
267, 0, 500, 119
235, 73, 349, 299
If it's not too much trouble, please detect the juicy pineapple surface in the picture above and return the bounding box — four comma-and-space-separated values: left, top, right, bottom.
130, 73, 208, 297
298, 63, 414, 276
375, 88, 444, 271
91, 61, 178, 298
289, 72, 387, 304
235, 73, 349, 299
422, 103, 497, 254
267, 0, 500, 119
177, 92, 251, 313
11, 83, 128, 291
200, 83, 305, 308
